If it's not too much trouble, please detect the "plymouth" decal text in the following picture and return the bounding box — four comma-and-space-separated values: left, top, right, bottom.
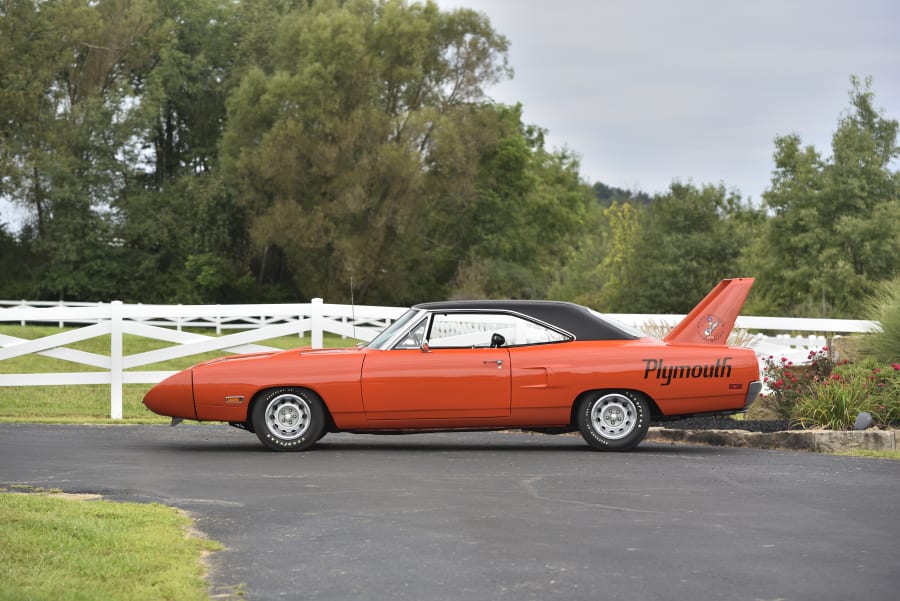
642, 357, 732, 386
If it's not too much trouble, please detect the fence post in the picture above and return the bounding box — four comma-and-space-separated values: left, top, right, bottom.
110, 301, 124, 420
311, 298, 323, 349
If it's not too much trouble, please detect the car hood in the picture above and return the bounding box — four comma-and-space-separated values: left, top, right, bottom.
193, 346, 363, 368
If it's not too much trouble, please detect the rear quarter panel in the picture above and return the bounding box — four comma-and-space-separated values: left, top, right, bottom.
508, 339, 758, 420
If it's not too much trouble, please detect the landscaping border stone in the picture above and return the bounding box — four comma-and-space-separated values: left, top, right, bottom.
646, 427, 897, 452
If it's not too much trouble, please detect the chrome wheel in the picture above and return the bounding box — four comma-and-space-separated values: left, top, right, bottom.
589, 393, 637, 440
264, 392, 312, 442
577, 390, 650, 451
251, 388, 327, 451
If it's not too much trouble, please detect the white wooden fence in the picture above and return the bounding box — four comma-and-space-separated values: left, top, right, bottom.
0, 299, 879, 419
0, 299, 403, 419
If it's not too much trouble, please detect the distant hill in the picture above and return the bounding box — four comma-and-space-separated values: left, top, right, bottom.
592, 182, 652, 207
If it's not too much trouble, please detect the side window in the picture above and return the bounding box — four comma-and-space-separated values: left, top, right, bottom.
427, 313, 568, 348
515, 319, 569, 345
392, 318, 428, 349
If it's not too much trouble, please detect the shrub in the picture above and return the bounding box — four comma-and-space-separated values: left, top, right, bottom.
792, 360, 900, 430
761, 348, 835, 419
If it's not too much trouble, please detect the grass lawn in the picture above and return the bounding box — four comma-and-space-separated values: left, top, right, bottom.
0, 325, 363, 600
0, 487, 223, 601
0, 324, 360, 421
838, 449, 900, 460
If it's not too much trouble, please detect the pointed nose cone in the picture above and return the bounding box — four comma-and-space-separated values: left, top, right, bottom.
143, 369, 197, 420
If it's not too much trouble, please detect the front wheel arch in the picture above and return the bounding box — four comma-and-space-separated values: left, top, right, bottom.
249, 387, 328, 452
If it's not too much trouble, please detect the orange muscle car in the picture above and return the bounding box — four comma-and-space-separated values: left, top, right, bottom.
144, 278, 761, 451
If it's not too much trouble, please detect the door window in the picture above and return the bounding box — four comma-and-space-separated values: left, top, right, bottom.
426, 313, 569, 348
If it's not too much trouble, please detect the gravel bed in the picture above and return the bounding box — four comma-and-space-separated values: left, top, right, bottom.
652, 416, 797, 433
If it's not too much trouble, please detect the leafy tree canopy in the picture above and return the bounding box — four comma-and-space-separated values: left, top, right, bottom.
751, 77, 899, 317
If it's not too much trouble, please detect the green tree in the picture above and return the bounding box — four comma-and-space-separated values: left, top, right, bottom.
131, 0, 239, 182
607, 182, 754, 313
114, 0, 252, 303
593, 182, 651, 208
548, 200, 642, 308
408, 102, 594, 301
220, 0, 512, 303
0, 0, 161, 299
0, 222, 35, 298
753, 77, 899, 316
0, 0, 253, 302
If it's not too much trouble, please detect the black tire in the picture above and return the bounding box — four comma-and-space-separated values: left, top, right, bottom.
576, 390, 650, 451
251, 387, 326, 452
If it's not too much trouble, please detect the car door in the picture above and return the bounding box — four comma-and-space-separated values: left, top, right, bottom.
360, 347, 511, 420
360, 311, 513, 420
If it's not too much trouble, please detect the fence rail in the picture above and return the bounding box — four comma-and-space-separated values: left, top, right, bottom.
0, 299, 878, 419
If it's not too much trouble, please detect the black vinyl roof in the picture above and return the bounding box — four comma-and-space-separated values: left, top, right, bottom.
412, 300, 639, 341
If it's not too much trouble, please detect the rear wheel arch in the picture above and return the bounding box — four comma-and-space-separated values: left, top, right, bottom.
569, 388, 661, 426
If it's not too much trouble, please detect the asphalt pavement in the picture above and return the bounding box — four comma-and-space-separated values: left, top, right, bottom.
1, 423, 899, 601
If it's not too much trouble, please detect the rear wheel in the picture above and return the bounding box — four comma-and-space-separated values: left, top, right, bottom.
576, 391, 649, 451
251, 388, 325, 452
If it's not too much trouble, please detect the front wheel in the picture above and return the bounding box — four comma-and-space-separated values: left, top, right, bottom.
576, 391, 650, 451
251, 388, 326, 452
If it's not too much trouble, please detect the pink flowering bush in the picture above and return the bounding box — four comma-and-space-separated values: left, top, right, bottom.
761, 348, 836, 419
762, 349, 900, 429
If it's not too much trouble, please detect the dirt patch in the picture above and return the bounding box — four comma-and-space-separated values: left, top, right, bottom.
47, 492, 103, 501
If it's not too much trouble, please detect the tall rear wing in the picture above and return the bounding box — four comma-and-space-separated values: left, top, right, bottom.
663, 278, 755, 345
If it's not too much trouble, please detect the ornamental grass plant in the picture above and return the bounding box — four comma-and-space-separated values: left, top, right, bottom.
791, 359, 900, 430
860, 277, 900, 364
792, 369, 869, 430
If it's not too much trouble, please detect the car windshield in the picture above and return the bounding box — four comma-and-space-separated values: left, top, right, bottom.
365, 308, 424, 350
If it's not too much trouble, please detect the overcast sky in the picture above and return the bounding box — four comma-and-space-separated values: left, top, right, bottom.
435, 0, 900, 202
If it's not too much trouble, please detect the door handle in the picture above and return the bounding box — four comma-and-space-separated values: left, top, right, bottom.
483, 360, 503, 369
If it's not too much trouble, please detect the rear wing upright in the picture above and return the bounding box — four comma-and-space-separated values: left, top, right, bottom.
662, 278, 755, 345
